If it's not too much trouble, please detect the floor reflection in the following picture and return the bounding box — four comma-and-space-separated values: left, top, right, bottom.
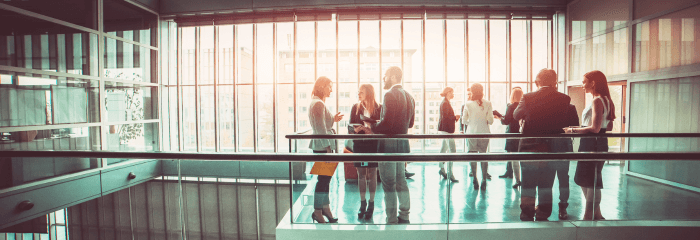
292, 162, 700, 224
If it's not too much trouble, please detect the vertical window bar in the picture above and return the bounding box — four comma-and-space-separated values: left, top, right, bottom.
507, 21, 512, 93
233, 25, 239, 152
178, 27, 185, 151
357, 21, 360, 93
379, 20, 383, 101
422, 14, 426, 152
548, 21, 553, 69
336, 15, 340, 133
293, 21, 297, 149
527, 20, 533, 92
444, 19, 447, 86
253, 24, 258, 152
401, 19, 404, 81
214, 26, 220, 152
273, 23, 278, 152
485, 20, 491, 99
195, 27, 202, 152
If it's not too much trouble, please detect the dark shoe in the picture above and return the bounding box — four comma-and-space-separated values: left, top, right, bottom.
520, 204, 535, 221
520, 212, 534, 221
512, 181, 522, 189
449, 174, 459, 183
558, 203, 569, 220
473, 179, 479, 189
398, 217, 410, 224
364, 201, 374, 220
311, 212, 326, 223
358, 200, 367, 219
480, 180, 487, 190
405, 171, 415, 179
499, 173, 513, 178
535, 204, 552, 221
439, 169, 448, 180
322, 211, 338, 223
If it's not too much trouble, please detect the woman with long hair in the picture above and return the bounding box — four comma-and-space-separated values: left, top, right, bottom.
349, 84, 381, 220
461, 83, 494, 190
308, 76, 344, 223
564, 70, 616, 220
496, 87, 523, 188
438, 87, 460, 182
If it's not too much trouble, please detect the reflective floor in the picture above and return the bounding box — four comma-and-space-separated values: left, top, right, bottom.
292, 161, 700, 224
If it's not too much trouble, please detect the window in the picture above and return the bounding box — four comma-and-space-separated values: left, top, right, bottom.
429, 117, 435, 122
300, 120, 307, 127
302, 106, 307, 112
288, 121, 294, 127
300, 52, 311, 58
289, 107, 293, 113
285, 64, 293, 72
300, 93, 307, 99
322, 52, 327, 58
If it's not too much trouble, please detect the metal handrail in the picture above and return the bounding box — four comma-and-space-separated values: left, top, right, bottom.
285, 133, 700, 139
1, 150, 698, 162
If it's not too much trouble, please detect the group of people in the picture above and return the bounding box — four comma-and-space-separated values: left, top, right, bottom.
308, 66, 615, 224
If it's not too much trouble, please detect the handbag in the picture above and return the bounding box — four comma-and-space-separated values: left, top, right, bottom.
310, 162, 338, 176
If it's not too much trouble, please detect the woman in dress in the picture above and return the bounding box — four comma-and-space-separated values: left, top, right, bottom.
309, 76, 344, 223
496, 87, 523, 188
349, 84, 381, 220
564, 70, 616, 221
438, 87, 460, 182
461, 83, 494, 190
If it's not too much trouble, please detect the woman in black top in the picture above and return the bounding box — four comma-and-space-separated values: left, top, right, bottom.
438, 87, 460, 182
496, 87, 523, 188
348, 84, 382, 220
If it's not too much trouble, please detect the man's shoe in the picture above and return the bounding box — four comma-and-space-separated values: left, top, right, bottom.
558, 203, 569, 220
499, 173, 513, 178
398, 218, 410, 224
405, 171, 415, 179
520, 212, 534, 221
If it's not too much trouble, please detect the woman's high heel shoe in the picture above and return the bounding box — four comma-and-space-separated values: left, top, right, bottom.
323, 212, 338, 223
449, 174, 459, 183
358, 200, 367, 219
364, 201, 375, 220
439, 169, 448, 180
311, 212, 326, 223
512, 181, 522, 189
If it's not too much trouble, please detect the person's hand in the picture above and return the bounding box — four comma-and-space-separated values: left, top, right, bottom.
361, 126, 374, 134
455, 115, 460, 120
563, 127, 574, 134
494, 115, 501, 120
353, 125, 362, 131
459, 131, 464, 134
333, 112, 344, 122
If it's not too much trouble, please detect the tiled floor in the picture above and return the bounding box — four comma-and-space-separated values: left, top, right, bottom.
292, 161, 700, 224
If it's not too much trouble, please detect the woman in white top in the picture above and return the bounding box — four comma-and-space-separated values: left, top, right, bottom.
461, 83, 494, 190
564, 70, 616, 221
309, 76, 344, 223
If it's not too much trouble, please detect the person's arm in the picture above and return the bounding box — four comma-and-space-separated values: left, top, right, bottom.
501, 103, 514, 125
371, 93, 396, 134
566, 98, 604, 134
461, 103, 469, 126
513, 95, 527, 121
459, 104, 465, 132
486, 102, 494, 125
309, 101, 334, 149
408, 97, 415, 129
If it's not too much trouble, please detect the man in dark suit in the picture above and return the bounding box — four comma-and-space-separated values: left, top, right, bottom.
513, 68, 572, 221
362, 66, 415, 224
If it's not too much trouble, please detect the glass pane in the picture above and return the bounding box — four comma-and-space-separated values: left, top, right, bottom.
360, 21, 380, 88
277, 23, 294, 84
200, 26, 215, 85
337, 83, 359, 136
489, 83, 508, 152
634, 5, 700, 72
219, 25, 235, 85
338, 21, 358, 83
182, 86, 196, 151
425, 20, 445, 83
236, 85, 254, 152
447, 20, 466, 83
277, 84, 294, 152
426, 82, 445, 152
257, 84, 274, 152
512, 21, 528, 83
108, 122, 158, 153
162, 86, 179, 151
404, 20, 423, 83
532, 21, 549, 80
104, 38, 153, 83
219, 85, 235, 152
181, 27, 196, 85
104, 0, 157, 46
295, 83, 312, 152
257, 24, 274, 84
402, 82, 423, 152
105, 82, 156, 122
237, 25, 254, 84
447, 82, 466, 152
296, 22, 315, 84
317, 21, 336, 80
490, 21, 507, 83
468, 20, 486, 83
200, 86, 215, 152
